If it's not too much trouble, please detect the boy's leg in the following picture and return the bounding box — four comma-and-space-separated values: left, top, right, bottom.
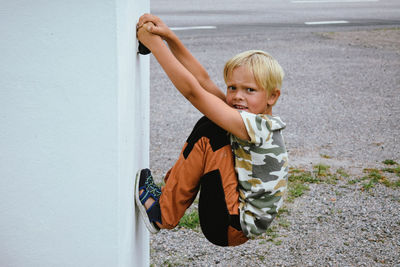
135, 119, 211, 232
159, 116, 235, 228
199, 169, 248, 247
159, 117, 248, 246
135, 117, 231, 232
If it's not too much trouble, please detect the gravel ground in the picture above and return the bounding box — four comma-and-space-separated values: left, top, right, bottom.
148, 27, 400, 266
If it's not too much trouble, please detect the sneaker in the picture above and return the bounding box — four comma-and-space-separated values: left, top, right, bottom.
135, 169, 162, 233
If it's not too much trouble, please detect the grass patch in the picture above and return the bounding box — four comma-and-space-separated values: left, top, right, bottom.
348, 178, 361, 185
360, 168, 400, 190
287, 183, 309, 202
382, 166, 400, 176
266, 228, 279, 240
287, 165, 339, 202
289, 171, 320, 183
257, 226, 282, 246
278, 218, 291, 229
361, 169, 384, 191
347, 166, 400, 190
362, 178, 379, 191
265, 226, 280, 243
277, 206, 289, 217
324, 175, 339, 185
314, 163, 331, 177
364, 168, 383, 178
382, 159, 398, 165
178, 209, 200, 230
337, 168, 350, 178
287, 162, 399, 200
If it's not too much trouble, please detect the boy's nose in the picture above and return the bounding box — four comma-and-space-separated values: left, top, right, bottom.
233, 90, 244, 100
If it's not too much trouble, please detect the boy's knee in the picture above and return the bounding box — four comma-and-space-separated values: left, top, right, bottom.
198, 170, 248, 247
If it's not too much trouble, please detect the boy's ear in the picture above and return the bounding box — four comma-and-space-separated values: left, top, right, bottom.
267, 89, 281, 106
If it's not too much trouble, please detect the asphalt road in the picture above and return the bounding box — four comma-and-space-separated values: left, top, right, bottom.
151, 0, 400, 27
147, 0, 400, 179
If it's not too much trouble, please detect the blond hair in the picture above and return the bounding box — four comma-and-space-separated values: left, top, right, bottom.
223, 50, 284, 94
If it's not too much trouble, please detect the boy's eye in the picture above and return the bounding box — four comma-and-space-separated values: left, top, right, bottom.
247, 88, 256, 92
228, 86, 236, 90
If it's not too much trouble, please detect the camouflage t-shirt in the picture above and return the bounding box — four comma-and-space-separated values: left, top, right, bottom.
230, 111, 288, 237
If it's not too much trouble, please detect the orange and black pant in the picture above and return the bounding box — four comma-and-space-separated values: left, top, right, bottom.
158, 117, 248, 247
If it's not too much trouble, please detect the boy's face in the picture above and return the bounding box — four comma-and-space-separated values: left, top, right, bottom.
226, 66, 276, 115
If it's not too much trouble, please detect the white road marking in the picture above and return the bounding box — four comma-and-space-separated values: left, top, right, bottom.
292, 0, 378, 3
305, 20, 349, 25
170, 26, 217, 31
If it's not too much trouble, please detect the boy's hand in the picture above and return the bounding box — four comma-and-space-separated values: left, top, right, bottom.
137, 21, 161, 49
137, 14, 173, 40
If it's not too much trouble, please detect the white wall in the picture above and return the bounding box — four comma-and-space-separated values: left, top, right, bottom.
0, 0, 149, 266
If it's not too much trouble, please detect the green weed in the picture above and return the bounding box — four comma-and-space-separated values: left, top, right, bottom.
362, 180, 377, 191
324, 175, 338, 185
337, 168, 350, 178
277, 206, 289, 217
314, 164, 331, 176
265, 226, 279, 242
288, 183, 309, 201
382, 166, 400, 176
178, 209, 200, 230
278, 219, 291, 229
361, 169, 381, 191
348, 179, 360, 185
382, 159, 398, 165
289, 171, 320, 183
359, 168, 400, 191
162, 260, 173, 267
287, 166, 340, 202
365, 169, 384, 179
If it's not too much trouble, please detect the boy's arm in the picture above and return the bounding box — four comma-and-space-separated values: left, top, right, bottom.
165, 33, 226, 101
137, 25, 249, 141
138, 14, 225, 101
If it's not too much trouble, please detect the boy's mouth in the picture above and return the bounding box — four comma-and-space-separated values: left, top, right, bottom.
233, 104, 247, 110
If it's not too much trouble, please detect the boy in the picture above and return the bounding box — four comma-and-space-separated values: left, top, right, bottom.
135, 14, 288, 247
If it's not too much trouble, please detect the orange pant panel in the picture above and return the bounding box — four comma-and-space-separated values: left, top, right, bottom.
159, 137, 239, 227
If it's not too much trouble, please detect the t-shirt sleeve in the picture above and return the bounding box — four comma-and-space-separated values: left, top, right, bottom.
239, 111, 272, 145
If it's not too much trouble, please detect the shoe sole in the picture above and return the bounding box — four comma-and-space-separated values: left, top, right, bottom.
135, 170, 159, 234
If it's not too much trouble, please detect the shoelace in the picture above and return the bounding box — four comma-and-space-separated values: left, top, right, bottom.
144, 175, 161, 198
